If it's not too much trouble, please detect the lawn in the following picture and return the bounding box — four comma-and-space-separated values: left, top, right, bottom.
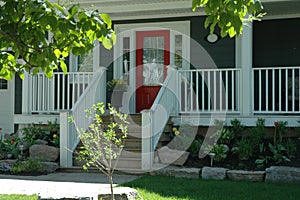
122, 175, 300, 200
0, 194, 38, 200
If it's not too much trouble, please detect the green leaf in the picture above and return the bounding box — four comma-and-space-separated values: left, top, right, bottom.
54, 49, 61, 58
60, 60, 67, 74
68, 5, 79, 18
100, 14, 112, 29
52, 3, 66, 16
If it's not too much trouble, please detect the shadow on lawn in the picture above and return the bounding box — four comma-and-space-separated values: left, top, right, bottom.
122, 175, 300, 200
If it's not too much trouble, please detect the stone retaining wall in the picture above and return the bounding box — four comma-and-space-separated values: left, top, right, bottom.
152, 166, 300, 183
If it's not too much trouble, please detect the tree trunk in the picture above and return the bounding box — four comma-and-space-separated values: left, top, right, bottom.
109, 174, 114, 200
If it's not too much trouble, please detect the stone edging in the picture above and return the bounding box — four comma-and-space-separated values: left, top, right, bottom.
150, 165, 300, 183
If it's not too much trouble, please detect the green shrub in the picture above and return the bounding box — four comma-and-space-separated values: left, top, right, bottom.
232, 137, 254, 160
12, 157, 42, 173
211, 144, 229, 162
188, 138, 203, 157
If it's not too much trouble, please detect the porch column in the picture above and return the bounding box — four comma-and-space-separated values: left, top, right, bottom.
60, 111, 72, 167
141, 110, 153, 171
22, 72, 31, 114
236, 20, 253, 116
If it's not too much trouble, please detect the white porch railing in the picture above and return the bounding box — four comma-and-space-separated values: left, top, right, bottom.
141, 66, 179, 170
178, 68, 240, 114
60, 69, 106, 167
253, 66, 300, 114
29, 72, 94, 113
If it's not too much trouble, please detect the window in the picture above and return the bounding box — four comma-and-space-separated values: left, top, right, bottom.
0, 79, 8, 90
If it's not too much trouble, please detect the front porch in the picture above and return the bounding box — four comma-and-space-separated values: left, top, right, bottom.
14, 64, 300, 170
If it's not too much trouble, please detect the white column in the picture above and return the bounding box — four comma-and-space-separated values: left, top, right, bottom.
22, 72, 31, 114
237, 20, 253, 116
93, 41, 100, 72
141, 110, 153, 171
60, 111, 72, 167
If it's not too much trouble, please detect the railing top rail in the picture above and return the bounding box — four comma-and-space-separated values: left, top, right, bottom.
178, 68, 240, 72
35, 72, 95, 75
253, 66, 300, 70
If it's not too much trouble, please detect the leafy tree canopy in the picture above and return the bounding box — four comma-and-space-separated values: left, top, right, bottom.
192, 0, 265, 38
0, 0, 115, 80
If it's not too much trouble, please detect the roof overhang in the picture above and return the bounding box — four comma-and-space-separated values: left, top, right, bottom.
49, 0, 300, 20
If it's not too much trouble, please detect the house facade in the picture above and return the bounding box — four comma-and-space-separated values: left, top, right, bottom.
1, 0, 300, 169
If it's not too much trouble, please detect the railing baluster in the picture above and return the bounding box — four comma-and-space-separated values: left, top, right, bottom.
219, 71, 222, 112
226, 71, 228, 111
272, 69, 275, 112
258, 69, 262, 112
184, 72, 188, 112
201, 71, 205, 112
62, 73, 65, 110
231, 70, 234, 112
266, 69, 269, 112
208, 71, 211, 111
286, 69, 288, 112
67, 74, 70, 110
196, 72, 199, 111
292, 69, 295, 112
279, 69, 282, 111
190, 71, 193, 112
213, 71, 217, 111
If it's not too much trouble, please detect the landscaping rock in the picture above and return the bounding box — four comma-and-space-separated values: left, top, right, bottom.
265, 166, 300, 183
35, 139, 48, 145
38, 162, 59, 173
157, 146, 190, 166
0, 159, 17, 172
150, 165, 200, 179
227, 170, 265, 182
98, 187, 140, 200
29, 144, 59, 162
201, 167, 228, 180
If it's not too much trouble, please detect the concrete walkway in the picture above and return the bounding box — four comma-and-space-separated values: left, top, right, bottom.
0, 172, 140, 199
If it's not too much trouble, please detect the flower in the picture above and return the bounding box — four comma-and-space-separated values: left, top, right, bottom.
11, 138, 15, 145
53, 134, 57, 139
0, 127, 2, 131
172, 127, 180, 135
274, 121, 279, 127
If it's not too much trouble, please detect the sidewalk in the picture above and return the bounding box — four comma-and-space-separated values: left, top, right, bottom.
0, 172, 140, 199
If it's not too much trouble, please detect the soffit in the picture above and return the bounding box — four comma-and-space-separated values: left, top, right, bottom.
49, 0, 300, 20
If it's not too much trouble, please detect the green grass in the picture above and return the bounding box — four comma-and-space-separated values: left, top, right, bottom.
0, 194, 38, 200
122, 175, 300, 200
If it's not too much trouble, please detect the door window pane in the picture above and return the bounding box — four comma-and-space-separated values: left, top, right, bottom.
143, 36, 164, 86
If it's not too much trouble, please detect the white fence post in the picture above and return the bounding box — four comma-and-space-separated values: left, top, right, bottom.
60, 110, 72, 168
141, 110, 153, 171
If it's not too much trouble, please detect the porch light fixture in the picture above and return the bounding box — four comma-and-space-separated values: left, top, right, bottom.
206, 33, 219, 44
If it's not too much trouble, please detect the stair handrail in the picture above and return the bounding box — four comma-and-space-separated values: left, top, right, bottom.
60, 67, 106, 167
141, 65, 179, 170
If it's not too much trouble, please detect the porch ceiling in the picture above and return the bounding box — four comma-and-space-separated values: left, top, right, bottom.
263, 1, 300, 19
70, 0, 205, 20
64, 0, 300, 20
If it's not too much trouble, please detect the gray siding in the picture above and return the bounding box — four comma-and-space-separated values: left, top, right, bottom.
253, 18, 300, 67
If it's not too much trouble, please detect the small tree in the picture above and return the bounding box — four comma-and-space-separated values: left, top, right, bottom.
70, 102, 128, 200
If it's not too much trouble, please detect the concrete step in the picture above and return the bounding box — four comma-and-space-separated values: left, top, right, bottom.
124, 138, 141, 149
120, 149, 141, 159
115, 158, 141, 170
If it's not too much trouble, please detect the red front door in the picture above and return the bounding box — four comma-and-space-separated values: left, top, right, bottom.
136, 30, 170, 112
